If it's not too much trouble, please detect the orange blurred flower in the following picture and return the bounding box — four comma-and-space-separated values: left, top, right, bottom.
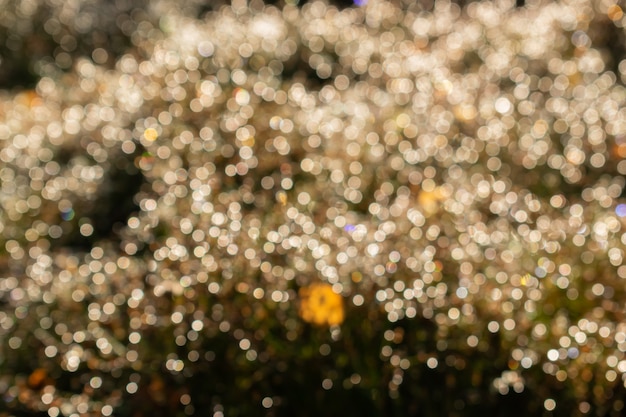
299, 283, 344, 326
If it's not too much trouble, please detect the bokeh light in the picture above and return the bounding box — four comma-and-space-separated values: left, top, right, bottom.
2, 0, 626, 415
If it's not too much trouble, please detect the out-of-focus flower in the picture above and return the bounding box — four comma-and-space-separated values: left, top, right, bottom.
299, 283, 344, 326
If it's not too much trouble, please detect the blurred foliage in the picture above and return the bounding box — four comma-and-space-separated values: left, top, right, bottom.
2, 0, 626, 416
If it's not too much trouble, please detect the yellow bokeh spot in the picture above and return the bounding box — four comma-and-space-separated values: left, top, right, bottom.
520, 273, 529, 286
453, 104, 477, 122
242, 136, 255, 147
418, 187, 445, 216
144, 127, 158, 141
299, 283, 344, 326
276, 191, 288, 206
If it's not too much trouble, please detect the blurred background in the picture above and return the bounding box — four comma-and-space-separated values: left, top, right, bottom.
1, 0, 626, 416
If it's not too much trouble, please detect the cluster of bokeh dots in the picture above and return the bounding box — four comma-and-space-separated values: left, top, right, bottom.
2, 0, 626, 415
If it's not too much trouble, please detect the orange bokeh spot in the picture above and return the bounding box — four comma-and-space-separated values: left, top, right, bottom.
608, 4, 623, 21
27, 368, 48, 389
615, 143, 626, 158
